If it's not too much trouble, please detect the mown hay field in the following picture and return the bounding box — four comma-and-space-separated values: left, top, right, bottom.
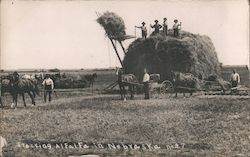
0, 91, 250, 157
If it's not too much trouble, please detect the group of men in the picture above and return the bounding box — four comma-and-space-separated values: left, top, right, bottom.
135, 18, 181, 39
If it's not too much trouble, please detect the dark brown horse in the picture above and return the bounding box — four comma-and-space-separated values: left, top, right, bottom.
170, 71, 200, 97
4, 73, 39, 108
116, 68, 139, 100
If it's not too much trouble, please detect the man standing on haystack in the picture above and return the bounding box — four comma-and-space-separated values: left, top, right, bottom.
142, 68, 150, 99
230, 69, 240, 93
163, 17, 168, 36
42, 74, 54, 103
135, 22, 147, 39
173, 19, 181, 37
150, 20, 162, 35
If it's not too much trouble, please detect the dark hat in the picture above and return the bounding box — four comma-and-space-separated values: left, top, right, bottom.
13, 71, 19, 76
174, 19, 178, 22
154, 20, 158, 23
45, 74, 50, 77
142, 21, 145, 25
163, 17, 167, 20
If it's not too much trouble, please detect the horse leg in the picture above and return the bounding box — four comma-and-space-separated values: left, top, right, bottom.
22, 93, 27, 107
32, 90, 36, 98
118, 83, 123, 100
130, 85, 134, 100
122, 86, 126, 101
12, 93, 18, 108
28, 92, 35, 105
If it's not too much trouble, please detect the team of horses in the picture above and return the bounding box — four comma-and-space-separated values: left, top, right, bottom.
1, 73, 40, 108
115, 69, 232, 100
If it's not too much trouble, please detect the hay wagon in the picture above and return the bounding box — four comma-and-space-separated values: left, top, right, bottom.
197, 79, 249, 96
149, 74, 174, 96
203, 80, 249, 96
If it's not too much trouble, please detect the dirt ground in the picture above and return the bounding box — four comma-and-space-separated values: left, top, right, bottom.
0, 91, 250, 157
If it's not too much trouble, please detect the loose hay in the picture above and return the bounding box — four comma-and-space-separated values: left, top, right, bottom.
97, 11, 126, 39
123, 31, 221, 81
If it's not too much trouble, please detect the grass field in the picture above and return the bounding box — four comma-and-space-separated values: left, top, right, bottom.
0, 91, 250, 157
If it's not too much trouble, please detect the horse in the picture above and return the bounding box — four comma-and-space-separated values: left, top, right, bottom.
85, 73, 98, 93
4, 73, 39, 108
116, 68, 139, 100
170, 71, 200, 97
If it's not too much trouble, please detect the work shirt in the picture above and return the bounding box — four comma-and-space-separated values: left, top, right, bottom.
230, 73, 240, 83
141, 26, 147, 33
142, 73, 150, 83
163, 22, 168, 30
151, 24, 162, 33
173, 23, 180, 29
42, 78, 54, 89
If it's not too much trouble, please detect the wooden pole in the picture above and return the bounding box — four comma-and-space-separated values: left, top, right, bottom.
118, 40, 126, 55
109, 38, 124, 67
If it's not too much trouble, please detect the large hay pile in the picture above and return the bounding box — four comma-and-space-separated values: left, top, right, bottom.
97, 11, 126, 38
123, 31, 221, 81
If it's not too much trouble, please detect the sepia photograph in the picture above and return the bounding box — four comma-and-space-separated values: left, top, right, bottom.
0, 0, 249, 156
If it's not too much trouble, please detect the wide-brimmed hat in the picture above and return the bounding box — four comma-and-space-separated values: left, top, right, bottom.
142, 21, 145, 25
174, 19, 178, 22
13, 71, 19, 76
154, 20, 158, 23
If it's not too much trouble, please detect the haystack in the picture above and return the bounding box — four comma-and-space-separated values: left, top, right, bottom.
97, 11, 126, 39
123, 31, 221, 81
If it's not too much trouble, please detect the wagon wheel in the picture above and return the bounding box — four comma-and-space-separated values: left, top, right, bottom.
160, 80, 174, 96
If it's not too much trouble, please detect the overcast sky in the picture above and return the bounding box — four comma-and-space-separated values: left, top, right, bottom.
0, 0, 249, 70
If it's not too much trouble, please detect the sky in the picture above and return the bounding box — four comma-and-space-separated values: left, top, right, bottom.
0, 0, 249, 70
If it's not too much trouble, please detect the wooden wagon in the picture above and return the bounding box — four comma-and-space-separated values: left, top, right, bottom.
149, 74, 174, 96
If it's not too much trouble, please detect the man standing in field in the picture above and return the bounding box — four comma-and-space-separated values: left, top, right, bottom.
142, 68, 150, 99
42, 74, 54, 103
230, 70, 240, 93
135, 22, 147, 39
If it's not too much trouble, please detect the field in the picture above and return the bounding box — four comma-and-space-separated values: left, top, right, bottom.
0, 69, 250, 157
